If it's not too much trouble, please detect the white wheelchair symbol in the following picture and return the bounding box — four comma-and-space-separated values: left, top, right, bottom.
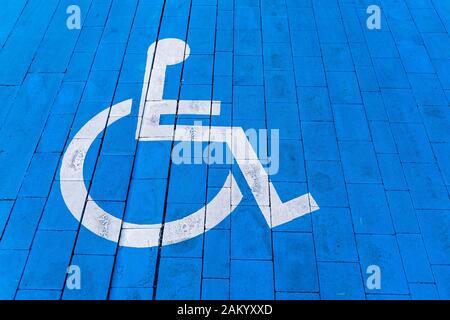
60, 38, 320, 248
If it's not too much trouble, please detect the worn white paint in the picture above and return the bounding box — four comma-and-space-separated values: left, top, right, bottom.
60, 99, 241, 248
60, 38, 320, 248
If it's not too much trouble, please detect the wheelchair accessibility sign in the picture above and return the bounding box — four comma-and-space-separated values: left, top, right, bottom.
60, 39, 320, 248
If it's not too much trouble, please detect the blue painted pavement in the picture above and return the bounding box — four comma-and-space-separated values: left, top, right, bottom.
0, 0, 449, 300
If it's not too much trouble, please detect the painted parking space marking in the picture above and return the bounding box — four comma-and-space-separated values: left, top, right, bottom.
61, 38, 319, 248
1, 0, 450, 300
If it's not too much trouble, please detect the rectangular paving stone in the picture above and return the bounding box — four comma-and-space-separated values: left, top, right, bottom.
2, 0, 450, 301
0, 0, 59, 85
409, 73, 447, 106
216, 29, 233, 52
168, 163, 207, 204
109, 287, 153, 300
372, 58, 409, 89
322, 43, 354, 72
111, 247, 157, 289
422, 32, 450, 59
318, 262, 365, 300
161, 204, 205, 258
302, 122, 339, 161
231, 205, 272, 260
75, 27, 103, 54
419, 106, 450, 143
81, 70, 119, 103
0, 198, 46, 250
235, 6, 261, 30
306, 160, 348, 208
234, 55, 263, 85
432, 265, 450, 299
50, 81, 86, 115
203, 229, 230, 279
432, 143, 450, 186
409, 283, 440, 300
339, 141, 381, 184
156, 257, 202, 300
403, 163, 450, 210
233, 86, 265, 120
74, 201, 124, 255
0, 201, 14, 236
188, 28, 216, 54
271, 139, 305, 183
101, 3, 137, 44
230, 260, 274, 300
217, 9, 233, 31
355, 65, 379, 92
287, 7, 315, 31
377, 153, 408, 191
356, 234, 409, 295
316, 18, 347, 44
126, 28, 158, 54
0, 0, 27, 47
20, 230, 76, 290
267, 103, 301, 140
312, 207, 358, 262
276, 292, 320, 300
183, 55, 214, 85
202, 279, 229, 300
101, 116, 138, 156
215, 52, 233, 77
0, 74, 62, 200
0, 249, 28, 299
397, 42, 434, 73
327, 72, 362, 104
133, 141, 171, 180
347, 184, 394, 235
433, 59, 450, 90
417, 210, 450, 264
124, 179, 166, 225
0, 86, 18, 129
294, 56, 326, 87
411, 8, 446, 32
263, 43, 294, 71
381, 89, 421, 123
273, 232, 318, 292
397, 234, 434, 283
366, 294, 410, 300
90, 155, 134, 201
264, 70, 297, 103
19, 153, 60, 198
386, 191, 420, 233
64, 52, 95, 82
234, 30, 262, 55
92, 42, 127, 71
30, 0, 92, 73
291, 30, 321, 57
333, 104, 370, 141
214, 75, 233, 103
369, 121, 397, 154
190, 5, 217, 29
37, 114, 74, 153
349, 42, 371, 67
62, 254, 115, 300
262, 16, 290, 43
297, 87, 333, 121
362, 91, 388, 121
365, 31, 399, 59
15, 289, 61, 300
84, 0, 112, 27
38, 182, 82, 231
